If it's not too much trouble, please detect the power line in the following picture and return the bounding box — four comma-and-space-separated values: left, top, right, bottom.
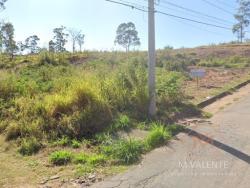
216, 0, 236, 10
105, 0, 234, 31
105, 0, 147, 12
201, 0, 235, 15
171, 16, 227, 37
157, 10, 232, 30
159, 0, 234, 25
156, 0, 234, 26
118, 0, 146, 10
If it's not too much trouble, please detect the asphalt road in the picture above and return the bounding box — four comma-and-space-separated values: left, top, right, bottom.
91, 95, 250, 188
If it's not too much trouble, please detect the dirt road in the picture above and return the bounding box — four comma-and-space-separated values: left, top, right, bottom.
92, 91, 250, 188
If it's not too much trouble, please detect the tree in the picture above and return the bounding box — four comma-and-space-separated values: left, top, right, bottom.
48, 40, 56, 52
53, 26, 68, 52
115, 22, 140, 52
68, 29, 81, 53
233, 0, 250, 42
24, 35, 40, 54
77, 33, 84, 52
1, 22, 17, 58
0, 0, 7, 10
16, 41, 25, 54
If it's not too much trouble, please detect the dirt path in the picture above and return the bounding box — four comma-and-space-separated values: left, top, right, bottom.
91, 88, 250, 188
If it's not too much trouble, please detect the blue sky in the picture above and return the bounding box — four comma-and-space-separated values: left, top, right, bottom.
1, 0, 239, 51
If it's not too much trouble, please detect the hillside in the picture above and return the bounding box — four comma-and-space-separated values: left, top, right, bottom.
172, 44, 250, 59
1, 45, 250, 187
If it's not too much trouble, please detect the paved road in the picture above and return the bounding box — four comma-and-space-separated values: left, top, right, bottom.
92, 95, 250, 188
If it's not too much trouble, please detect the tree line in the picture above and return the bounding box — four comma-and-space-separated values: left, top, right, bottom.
0, 22, 85, 57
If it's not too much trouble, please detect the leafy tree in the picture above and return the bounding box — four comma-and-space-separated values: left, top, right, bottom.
77, 33, 84, 52
1, 22, 17, 58
0, 0, 7, 10
233, 0, 250, 42
115, 22, 140, 52
16, 41, 25, 54
49, 40, 56, 52
53, 26, 68, 52
24, 35, 40, 54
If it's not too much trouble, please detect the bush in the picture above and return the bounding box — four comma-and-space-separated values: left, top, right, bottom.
100, 62, 148, 117
44, 82, 113, 138
146, 123, 171, 149
18, 137, 42, 156
87, 154, 106, 166
0, 74, 18, 100
94, 132, 113, 145
72, 139, 81, 148
49, 150, 73, 165
157, 71, 184, 104
38, 51, 57, 65
114, 115, 131, 130
53, 137, 71, 147
102, 139, 144, 164
73, 153, 88, 164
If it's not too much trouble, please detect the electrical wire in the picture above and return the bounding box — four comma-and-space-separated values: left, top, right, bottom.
158, 0, 234, 25
105, 0, 235, 32
201, 0, 234, 15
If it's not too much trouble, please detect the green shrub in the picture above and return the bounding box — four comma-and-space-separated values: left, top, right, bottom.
72, 139, 81, 148
157, 71, 184, 104
73, 153, 88, 164
38, 51, 57, 65
102, 139, 144, 164
18, 137, 42, 156
0, 74, 18, 100
53, 137, 71, 147
146, 123, 171, 149
94, 132, 113, 145
87, 154, 106, 166
44, 82, 113, 137
100, 62, 148, 117
49, 150, 73, 165
114, 115, 131, 130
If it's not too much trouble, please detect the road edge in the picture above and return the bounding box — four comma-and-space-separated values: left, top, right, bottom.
197, 79, 250, 108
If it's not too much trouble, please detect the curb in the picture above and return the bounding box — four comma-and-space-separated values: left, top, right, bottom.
197, 79, 250, 108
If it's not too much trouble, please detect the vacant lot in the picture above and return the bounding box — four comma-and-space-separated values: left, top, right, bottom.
1, 45, 250, 187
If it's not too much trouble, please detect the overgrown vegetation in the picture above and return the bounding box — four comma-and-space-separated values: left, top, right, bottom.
1, 48, 247, 180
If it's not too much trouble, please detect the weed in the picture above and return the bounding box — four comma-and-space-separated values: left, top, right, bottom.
49, 150, 73, 165
114, 115, 131, 130
102, 139, 144, 164
53, 137, 71, 147
146, 123, 171, 149
72, 139, 81, 148
202, 111, 213, 119
87, 154, 106, 166
18, 137, 42, 156
73, 153, 88, 164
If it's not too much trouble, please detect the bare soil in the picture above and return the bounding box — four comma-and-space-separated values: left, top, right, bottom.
184, 67, 250, 104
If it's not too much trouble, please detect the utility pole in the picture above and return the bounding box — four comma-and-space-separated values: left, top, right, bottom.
148, 0, 156, 117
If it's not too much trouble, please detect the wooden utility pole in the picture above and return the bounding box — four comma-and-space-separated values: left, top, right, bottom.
148, 0, 156, 117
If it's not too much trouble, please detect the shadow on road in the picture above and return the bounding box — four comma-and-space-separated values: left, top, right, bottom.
183, 128, 250, 164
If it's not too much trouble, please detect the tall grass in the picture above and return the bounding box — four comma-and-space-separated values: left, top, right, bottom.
0, 52, 187, 143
